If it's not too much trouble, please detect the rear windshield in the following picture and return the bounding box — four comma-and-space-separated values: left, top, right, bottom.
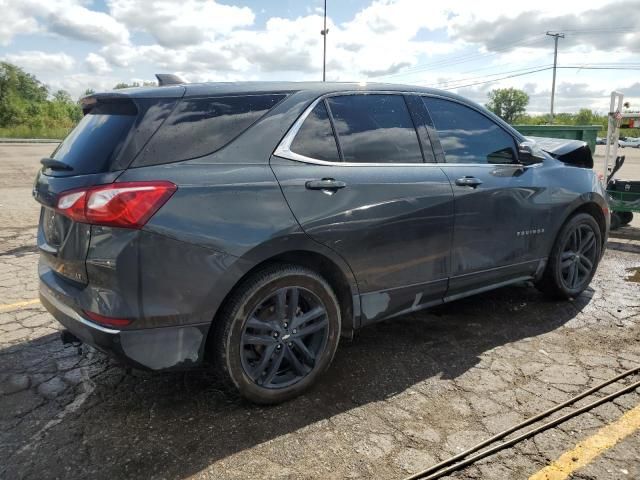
50, 101, 137, 176
133, 93, 286, 166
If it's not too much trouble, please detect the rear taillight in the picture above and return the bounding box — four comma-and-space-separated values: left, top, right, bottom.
56, 181, 176, 229
83, 310, 133, 328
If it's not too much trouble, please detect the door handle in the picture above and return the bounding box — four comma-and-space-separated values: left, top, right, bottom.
305, 178, 347, 191
455, 176, 483, 188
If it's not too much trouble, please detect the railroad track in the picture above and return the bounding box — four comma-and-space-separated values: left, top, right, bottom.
405, 367, 640, 480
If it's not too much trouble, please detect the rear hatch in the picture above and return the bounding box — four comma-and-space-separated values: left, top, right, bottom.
34, 90, 183, 284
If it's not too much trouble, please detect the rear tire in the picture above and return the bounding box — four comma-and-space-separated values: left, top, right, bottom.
536, 213, 602, 300
211, 264, 341, 404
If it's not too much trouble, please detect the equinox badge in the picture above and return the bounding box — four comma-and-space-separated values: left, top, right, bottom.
517, 228, 545, 236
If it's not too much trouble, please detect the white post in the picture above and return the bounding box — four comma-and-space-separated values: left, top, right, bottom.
604, 91, 624, 181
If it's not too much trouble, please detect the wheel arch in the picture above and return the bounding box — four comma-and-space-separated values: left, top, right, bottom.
546, 195, 608, 264
569, 202, 607, 243
204, 245, 361, 361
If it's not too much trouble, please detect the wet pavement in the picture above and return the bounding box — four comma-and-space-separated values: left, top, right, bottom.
1, 144, 639, 479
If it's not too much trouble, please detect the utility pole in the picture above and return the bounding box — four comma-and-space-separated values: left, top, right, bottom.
546, 31, 564, 123
321, 0, 328, 81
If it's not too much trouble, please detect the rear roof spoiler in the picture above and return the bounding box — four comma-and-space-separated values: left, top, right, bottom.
155, 73, 186, 86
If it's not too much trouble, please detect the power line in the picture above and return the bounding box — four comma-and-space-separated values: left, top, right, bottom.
439, 67, 553, 90
560, 27, 637, 33
558, 66, 640, 70
426, 64, 640, 89
424, 64, 552, 87
373, 35, 548, 79
434, 65, 640, 91
372, 28, 638, 81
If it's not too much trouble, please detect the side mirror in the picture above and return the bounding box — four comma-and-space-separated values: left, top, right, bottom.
518, 141, 545, 165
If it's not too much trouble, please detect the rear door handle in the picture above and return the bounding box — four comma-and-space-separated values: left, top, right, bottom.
305, 178, 347, 191
455, 176, 483, 188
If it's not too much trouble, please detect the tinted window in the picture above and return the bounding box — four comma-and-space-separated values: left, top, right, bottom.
290, 101, 340, 162
423, 97, 516, 164
327, 94, 423, 163
140, 94, 286, 164
50, 101, 137, 176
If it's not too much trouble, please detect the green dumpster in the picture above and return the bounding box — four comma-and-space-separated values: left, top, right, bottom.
512, 125, 600, 153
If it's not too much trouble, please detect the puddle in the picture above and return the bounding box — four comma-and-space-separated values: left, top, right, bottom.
625, 266, 640, 283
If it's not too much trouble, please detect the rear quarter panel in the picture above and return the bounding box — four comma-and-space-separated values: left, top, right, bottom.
115, 163, 360, 329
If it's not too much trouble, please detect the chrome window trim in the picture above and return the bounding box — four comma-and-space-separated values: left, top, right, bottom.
273, 90, 532, 168
274, 90, 434, 167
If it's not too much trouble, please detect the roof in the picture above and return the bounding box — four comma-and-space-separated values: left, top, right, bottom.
183, 81, 453, 97
82, 79, 523, 144
88, 80, 469, 103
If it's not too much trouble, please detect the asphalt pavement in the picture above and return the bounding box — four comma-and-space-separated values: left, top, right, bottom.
1, 143, 639, 480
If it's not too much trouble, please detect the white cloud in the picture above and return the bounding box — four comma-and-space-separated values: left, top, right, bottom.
47, 4, 130, 44
2, 50, 75, 72
451, 1, 640, 53
0, 1, 39, 46
85, 53, 111, 74
0, 0, 129, 45
1, 0, 639, 110
107, 0, 254, 47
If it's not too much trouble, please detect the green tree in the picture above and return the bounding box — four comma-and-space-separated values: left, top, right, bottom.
113, 81, 156, 89
575, 108, 595, 125
52, 89, 73, 103
113, 82, 137, 89
486, 88, 529, 123
0, 62, 82, 137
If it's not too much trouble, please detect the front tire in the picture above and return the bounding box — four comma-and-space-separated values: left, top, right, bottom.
536, 213, 602, 299
212, 264, 341, 404
619, 211, 634, 226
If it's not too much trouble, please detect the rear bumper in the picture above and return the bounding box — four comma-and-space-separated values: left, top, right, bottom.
40, 280, 210, 371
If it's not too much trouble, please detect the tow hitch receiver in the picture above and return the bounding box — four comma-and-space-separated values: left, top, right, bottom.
60, 329, 81, 346
60, 329, 84, 355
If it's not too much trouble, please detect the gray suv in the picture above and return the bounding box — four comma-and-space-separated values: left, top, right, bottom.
34, 82, 609, 404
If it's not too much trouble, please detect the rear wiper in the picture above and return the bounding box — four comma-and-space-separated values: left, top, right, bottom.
41, 158, 73, 171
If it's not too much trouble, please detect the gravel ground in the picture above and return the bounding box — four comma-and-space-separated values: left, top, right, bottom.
1, 143, 639, 480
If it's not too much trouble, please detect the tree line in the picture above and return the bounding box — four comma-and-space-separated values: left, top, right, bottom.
486, 87, 639, 137
0, 62, 634, 139
0, 62, 156, 139
0, 62, 83, 138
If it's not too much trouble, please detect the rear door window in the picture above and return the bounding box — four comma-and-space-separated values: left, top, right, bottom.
290, 101, 340, 162
422, 97, 517, 164
326, 94, 423, 163
49, 101, 137, 176
136, 94, 286, 165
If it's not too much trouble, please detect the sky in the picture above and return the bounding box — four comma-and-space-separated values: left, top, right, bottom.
1, 0, 639, 114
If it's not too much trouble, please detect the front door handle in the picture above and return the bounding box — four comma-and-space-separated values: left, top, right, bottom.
305, 178, 347, 191
455, 176, 483, 188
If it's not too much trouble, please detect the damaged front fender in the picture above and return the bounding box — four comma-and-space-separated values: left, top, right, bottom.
527, 136, 594, 168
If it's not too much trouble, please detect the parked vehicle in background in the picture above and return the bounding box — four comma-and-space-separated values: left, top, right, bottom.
619, 138, 640, 148
34, 81, 609, 404
596, 137, 606, 145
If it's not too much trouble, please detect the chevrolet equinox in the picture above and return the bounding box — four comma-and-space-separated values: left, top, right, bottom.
34, 81, 609, 404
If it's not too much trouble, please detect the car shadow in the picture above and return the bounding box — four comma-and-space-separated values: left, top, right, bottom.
1, 284, 592, 479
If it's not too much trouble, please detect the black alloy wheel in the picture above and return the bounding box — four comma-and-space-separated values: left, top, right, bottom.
240, 286, 329, 389
558, 223, 598, 291
212, 264, 341, 404
536, 213, 602, 299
